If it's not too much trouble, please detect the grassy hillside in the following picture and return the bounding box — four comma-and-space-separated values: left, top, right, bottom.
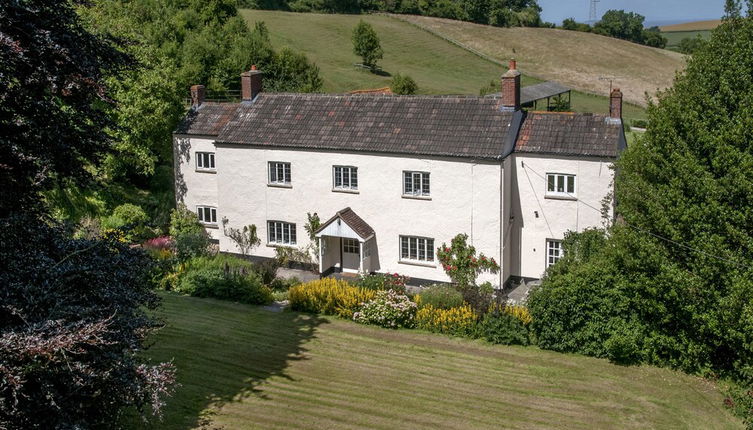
660, 19, 721, 32
135, 292, 744, 429
240, 10, 647, 121
395, 15, 686, 107
663, 30, 713, 50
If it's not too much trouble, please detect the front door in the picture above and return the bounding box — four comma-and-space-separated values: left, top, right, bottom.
341, 238, 360, 273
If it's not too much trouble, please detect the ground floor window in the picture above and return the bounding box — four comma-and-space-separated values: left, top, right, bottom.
268, 221, 296, 245
197, 206, 217, 224
400, 235, 434, 262
547, 239, 563, 267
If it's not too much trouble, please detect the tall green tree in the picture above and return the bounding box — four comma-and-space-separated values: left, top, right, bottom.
352, 20, 383, 70
593, 10, 646, 43
529, 7, 753, 423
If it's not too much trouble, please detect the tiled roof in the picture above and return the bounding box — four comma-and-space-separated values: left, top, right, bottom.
516, 112, 623, 158
216, 93, 515, 160
348, 87, 393, 95
174, 102, 239, 136
316, 207, 375, 240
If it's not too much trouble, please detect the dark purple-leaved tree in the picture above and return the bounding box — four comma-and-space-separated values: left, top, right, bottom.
0, 1, 175, 427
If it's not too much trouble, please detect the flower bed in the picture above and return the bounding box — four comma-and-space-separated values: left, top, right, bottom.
288, 278, 375, 318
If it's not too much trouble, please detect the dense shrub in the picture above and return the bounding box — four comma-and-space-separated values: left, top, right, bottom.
169, 205, 211, 261
288, 279, 375, 318
415, 284, 464, 309
101, 203, 153, 242
0, 216, 175, 427
391, 73, 418, 95
254, 259, 280, 286
176, 255, 272, 304
354, 290, 417, 328
415, 304, 478, 337
479, 311, 529, 346
355, 272, 409, 293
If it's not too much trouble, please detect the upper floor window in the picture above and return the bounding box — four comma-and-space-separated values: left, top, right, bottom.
269, 162, 291, 186
400, 235, 434, 263
403, 171, 430, 197
268, 220, 296, 246
546, 239, 563, 267
333, 166, 358, 191
196, 152, 215, 171
547, 173, 576, 197
197, 206, 217, 225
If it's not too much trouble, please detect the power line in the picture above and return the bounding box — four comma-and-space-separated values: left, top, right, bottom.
521, 163, 749, 269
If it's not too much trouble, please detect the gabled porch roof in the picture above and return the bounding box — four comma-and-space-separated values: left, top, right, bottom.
314, 207, 375, 242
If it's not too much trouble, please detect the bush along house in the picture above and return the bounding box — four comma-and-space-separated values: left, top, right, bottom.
174, 61, 626, 287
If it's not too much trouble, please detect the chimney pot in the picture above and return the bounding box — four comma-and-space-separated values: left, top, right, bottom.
610, 88, 623, 120
241, 68, 263, 101
190, 84, 205, 107
501, 59, 521, 111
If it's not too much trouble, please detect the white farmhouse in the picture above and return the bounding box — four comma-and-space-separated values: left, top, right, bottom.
174, 61, 625, 287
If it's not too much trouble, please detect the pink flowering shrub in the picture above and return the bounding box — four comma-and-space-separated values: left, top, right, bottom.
353, 290, 418, 329
355, 272, 410, 293
143, 236, 174, 252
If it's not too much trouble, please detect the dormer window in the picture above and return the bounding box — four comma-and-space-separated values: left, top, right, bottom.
546, 173, 576, 198
196, 152, 215, 171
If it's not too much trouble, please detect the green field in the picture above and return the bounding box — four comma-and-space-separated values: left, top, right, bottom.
241, 10, 647, 122
135, 292, 743, 429
663, 30, 713, 50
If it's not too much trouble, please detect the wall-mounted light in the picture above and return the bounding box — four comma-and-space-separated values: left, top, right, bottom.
534, 211, 539, 218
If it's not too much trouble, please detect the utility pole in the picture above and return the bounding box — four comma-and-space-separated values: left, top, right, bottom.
589, 0, 600, 23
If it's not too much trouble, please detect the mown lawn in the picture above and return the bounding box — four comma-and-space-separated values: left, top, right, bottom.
241, 10, 648, 122
135, 292, 742, 429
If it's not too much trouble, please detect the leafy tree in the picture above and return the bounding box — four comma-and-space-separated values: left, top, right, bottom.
641, 26, 668, 48
352, 20, 384, 70
677, 35, 707, 55
593, 10, 646, 43
529, 9, 753, 424
391, 73, 419, 95
170, 205, 212, 262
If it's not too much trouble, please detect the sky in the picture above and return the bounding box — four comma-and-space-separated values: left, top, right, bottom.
537, 0, 728, 26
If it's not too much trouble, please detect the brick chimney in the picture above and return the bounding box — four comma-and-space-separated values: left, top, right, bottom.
610, 88, 623, 120
190, 84, 205, 107
501, 59, 521, 111
241, 65, 263, 101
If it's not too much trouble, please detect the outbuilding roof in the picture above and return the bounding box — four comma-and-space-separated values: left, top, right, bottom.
215, 93, 516, 160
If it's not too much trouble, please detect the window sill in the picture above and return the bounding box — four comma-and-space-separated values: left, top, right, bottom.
266, 243, 297, 249
195, 168, 217, 174
398, 260, 436, 268
332, 188, 360, 194
201, 223, 219, 229
401, 194, 432, 201
267, 183, 292, 189
545, 194, 577, 201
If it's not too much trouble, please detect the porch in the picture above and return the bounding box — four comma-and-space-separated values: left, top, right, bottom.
315, 207, 379, 276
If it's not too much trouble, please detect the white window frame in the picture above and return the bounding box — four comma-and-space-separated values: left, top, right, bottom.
333, 165, 358, 191
546, 239, 563, 267
399, 235, 434, 263
403, 171, 430, 197
546, 173, 576, 198
196, 205, 217, 225
267, 220, 297, 246
343, 238, 359, 254
268, 161, 291, 186
196, 152, 215, 171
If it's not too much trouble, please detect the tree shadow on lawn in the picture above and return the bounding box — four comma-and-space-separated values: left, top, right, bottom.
133, 295, 328, 429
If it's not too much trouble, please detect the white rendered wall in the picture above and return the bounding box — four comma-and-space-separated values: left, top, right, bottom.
174, 135, 221, 240
509, 153, 614, 279
214, 145, 504, 285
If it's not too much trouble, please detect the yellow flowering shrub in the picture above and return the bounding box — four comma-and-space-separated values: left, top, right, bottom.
504, 304, 533, 326
289, 278, 376, 318
415, 304, 478, 337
